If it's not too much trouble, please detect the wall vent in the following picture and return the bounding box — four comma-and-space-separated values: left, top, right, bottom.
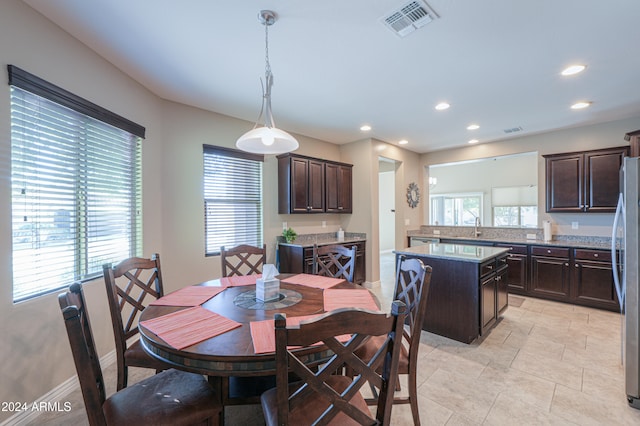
503, 126, 524, 134
381, 1, 439, 37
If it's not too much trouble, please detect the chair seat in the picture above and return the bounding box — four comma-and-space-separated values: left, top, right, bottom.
124, 339, 169, 370
103, 369, 221, 426
261, 375, 369, 426
356, 335, 409, 374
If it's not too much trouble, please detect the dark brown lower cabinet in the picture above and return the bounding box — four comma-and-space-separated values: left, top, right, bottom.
278, 240, 366, 285
480, 273, 497, 335
572, 249, 620, 312
530, 246, 571, 301
496, 264, 508, 314
496, 243, 527, 295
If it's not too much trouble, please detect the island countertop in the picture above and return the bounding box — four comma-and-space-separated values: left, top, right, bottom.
395, 242, 509, 263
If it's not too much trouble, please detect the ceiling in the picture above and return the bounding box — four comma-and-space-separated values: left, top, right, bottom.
23, 0, 640, 153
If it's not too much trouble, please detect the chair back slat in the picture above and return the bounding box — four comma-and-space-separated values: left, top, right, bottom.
59, 283, 107, 426
221, 244, 266, 277
312, 244, 357, 283
273, 302, 407, 425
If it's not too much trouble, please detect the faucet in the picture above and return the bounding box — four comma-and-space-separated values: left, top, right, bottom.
474, 216, 481, 237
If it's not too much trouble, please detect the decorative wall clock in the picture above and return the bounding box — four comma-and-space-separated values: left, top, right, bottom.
406, 182, 420, 208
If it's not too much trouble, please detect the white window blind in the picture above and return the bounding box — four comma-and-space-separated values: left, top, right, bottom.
9, 66, 143, 302
203, 145, 263, 256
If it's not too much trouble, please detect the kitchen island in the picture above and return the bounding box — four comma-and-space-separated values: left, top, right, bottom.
395, 243, 510, 343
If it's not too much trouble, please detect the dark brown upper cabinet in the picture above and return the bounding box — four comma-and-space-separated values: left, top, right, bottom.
278, 153, 353, 214
544, 146, 628, 213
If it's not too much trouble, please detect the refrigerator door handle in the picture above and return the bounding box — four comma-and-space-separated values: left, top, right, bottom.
612, 192, 624, 310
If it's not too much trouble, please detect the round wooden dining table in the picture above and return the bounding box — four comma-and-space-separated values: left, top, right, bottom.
138, 275, 370, 378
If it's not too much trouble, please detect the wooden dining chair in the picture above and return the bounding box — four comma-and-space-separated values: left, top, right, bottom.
59, 282, 222, 426
220, 244, 266, 277
356, 255, 432, 426
103, 253, 168, 390
261, 301, 407, 425
312, 243, 357, 283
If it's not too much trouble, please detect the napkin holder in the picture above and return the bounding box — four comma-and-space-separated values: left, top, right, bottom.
256, 278, 280, 302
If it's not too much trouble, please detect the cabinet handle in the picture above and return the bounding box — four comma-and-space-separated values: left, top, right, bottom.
593, 253, 598, 258
547, 250, 552, 254
338, 206, 343, 210
565, 263, 569, 266
575, 264, 579, 268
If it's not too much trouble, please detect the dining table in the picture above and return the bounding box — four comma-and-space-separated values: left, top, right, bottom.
138, 273, 380, 380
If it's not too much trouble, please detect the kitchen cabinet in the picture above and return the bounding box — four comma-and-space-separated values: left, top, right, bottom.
572, 248, 620, 311
277, 153, 352, 214
480, 254, 508, 336
544, 146, 628, 213
325, 162, 352, 213
278, 240, 366, 284
496, 243, 528, 295
530, 246, 571, 301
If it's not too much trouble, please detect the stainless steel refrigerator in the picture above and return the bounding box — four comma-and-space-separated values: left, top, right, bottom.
613, 156, 640, 409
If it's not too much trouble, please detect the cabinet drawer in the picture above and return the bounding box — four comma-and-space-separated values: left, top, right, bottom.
574, 249, 611, 262
480, 260, 496, 277
496, 243, 527, 255
531, 246, 570, 258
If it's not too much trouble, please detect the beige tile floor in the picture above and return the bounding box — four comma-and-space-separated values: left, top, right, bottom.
34, 253, 640, 425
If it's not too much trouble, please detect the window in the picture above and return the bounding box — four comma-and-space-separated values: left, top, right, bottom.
430, 193, 482, 226
492, 186, 538, 228
203, 145, 263, 256
9, 66, 144, 302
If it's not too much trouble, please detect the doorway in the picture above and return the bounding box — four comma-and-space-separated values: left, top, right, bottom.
378, 157, 397, 296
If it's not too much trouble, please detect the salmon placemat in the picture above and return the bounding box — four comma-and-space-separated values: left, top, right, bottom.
140, 306, 241, 350
281, 273, 343, 290
150, 286, 226, 307
219, 274, 261, 287
323, 289, 379, 312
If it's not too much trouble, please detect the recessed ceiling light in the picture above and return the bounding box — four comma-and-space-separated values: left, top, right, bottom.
468, 139, 479, 144
398, 139, 409, 145
571, 101, 592, 109
561, 64, 586, 76
435, 102, 450, 111
360, 125, 371, 132
467, 124, 480, 130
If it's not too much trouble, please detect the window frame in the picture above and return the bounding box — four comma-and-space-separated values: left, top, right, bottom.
203, 145, 264, 257
9, 65, 145, 302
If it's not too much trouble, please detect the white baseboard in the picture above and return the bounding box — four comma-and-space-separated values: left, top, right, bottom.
1, 350, 116, 426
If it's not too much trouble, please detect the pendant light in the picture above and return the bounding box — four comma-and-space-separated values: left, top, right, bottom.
236, 10, 299, 155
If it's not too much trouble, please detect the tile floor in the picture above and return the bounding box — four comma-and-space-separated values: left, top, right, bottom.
34, 253, 640, 425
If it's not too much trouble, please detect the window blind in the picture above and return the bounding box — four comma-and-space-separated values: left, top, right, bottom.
10, 84, 142, 302
203, 145, 263, 256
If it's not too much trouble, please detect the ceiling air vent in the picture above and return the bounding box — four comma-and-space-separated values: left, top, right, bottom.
381, 1, 439, 37
503, 126, 524, 134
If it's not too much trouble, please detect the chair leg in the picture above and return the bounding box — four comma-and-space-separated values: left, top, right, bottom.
117, 363, 127, 390
408, 371, 420, 426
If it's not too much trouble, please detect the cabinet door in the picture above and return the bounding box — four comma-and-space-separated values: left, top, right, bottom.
325, 163, 353, 213
584, 148, 626, 212
290, 157, 311, 213
496, 266, 509, 313
480, 274, 497, 335
505, 254, 527, 293
545, 153, 583, 212
307, 159, 325, 212
572, 260, 619, 311
530, 256, 571, 300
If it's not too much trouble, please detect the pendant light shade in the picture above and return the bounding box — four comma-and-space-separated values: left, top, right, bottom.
236, 10, 298, 155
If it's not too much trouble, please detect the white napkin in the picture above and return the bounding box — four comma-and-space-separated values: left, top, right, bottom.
262, 264, 279, 280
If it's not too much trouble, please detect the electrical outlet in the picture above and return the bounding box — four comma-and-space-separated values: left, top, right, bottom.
526, 233, 536, 240
321, 221, 326, 228
282, 222, 287, 230
433, 230, 440, 235
405, 219, 410, 226
572, 221, 579, 230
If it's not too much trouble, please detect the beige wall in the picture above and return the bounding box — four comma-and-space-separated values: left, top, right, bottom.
423, 117, 640, 236
0, 1, 163, 420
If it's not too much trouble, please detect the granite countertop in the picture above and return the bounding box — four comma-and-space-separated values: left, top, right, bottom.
395, 243, 510, 263
278, 232, 366, 248
408, 226, 614, 250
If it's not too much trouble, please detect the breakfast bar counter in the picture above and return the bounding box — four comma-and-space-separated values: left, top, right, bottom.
395, 243, 510, 343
